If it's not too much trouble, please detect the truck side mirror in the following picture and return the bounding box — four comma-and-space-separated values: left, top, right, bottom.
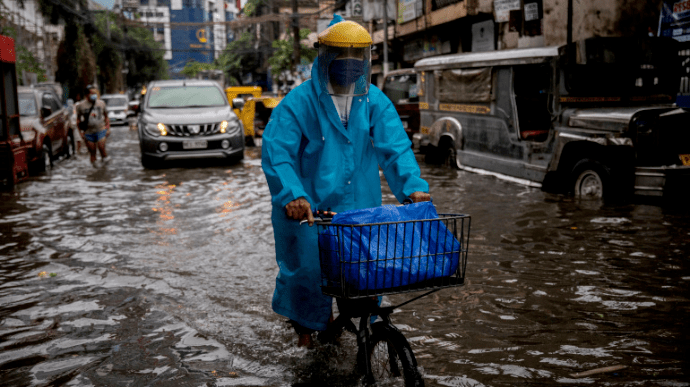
41, 106, 52, 118
232, 98, 245, 110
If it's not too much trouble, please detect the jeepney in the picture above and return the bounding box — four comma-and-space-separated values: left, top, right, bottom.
382, 68, 420, 142
416, 37, 690, 199
0, 35, 29, 187
225, 86, 282, 146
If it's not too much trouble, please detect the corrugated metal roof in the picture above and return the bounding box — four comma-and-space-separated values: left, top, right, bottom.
414, 46, 560, 70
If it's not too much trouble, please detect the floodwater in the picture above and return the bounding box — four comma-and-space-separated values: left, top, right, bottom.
1, 125, 689, 386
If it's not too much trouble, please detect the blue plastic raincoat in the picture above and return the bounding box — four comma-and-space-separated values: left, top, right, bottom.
262, 41, 429, 333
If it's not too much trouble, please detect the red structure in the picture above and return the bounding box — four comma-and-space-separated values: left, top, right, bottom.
0, 35, 29, 187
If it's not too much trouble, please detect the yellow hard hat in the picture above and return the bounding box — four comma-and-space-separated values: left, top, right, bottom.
318, 21, 372, 48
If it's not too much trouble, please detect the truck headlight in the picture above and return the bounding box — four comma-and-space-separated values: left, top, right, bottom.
144, 123, 167, 137
223, 119, 240, 135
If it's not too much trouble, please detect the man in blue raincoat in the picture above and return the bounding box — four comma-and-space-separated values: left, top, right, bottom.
262, 15, 431, 348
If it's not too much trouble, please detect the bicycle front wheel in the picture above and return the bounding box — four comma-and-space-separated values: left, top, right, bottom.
367, 322, 424, 387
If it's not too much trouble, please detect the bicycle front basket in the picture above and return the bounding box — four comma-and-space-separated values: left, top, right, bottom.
318, 214, 470, 298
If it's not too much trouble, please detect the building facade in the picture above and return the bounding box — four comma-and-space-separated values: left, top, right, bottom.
118, 0, 240, 78
0, 0, 67, 84
357, 0, 664, 84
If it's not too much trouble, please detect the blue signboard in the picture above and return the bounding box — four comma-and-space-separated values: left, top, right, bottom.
659, 0, 690, 42
168, 8, 214, 78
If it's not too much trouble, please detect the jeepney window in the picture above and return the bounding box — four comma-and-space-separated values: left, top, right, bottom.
383, 74, 418, 104
514, 64, 552, 141
434, 67, 492, 103
561, 38, 679, 97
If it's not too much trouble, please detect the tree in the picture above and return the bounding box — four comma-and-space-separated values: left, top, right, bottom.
123, 25, 169, 88
242, 0, 266, 17
91, 11, 168, 93
0, 7, 47, 84
180, 61, 217, 78
216, 32, 260, 86
55, 23, 97, 100
267, 29, 316, 79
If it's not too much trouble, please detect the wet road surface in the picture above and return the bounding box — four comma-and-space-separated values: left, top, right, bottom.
1, 124, 689, 386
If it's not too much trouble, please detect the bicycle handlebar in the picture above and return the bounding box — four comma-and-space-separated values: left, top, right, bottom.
297, 197, 425, 225
299, 209, 337, 225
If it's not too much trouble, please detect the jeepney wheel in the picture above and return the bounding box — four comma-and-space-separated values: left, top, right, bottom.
571, 160, 610, 199
445, 144, 462, 170
439, 137, 461, 170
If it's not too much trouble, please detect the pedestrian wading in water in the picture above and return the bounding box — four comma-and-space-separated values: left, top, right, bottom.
76, 86, 111, 166
262, 15, 431, 348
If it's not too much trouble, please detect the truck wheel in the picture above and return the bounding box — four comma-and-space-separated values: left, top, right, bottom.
31, 142, 53, 174
571, 159, 611, 199
141, 154, 159, 170
64, 133, 75, 159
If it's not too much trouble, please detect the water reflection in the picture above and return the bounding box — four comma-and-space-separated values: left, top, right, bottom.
0, 125, 688, 386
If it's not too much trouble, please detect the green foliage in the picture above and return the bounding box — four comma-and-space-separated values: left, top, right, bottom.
181, 61, 217, 78
267, 29, 317, 77
216, 32, 259, 86
0, 11, 47, 84
90, 11, 168, 91
124, 25, 169, 86
243, 0, 266, 17
16, 46, 47, 83
55, 23, 97, 100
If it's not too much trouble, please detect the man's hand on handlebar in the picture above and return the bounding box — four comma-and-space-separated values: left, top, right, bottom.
286, 197, 315, 226
409, 191, 431, 203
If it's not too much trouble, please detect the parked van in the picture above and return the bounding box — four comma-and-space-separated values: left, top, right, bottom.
382, 68, 419, 142
416, 37, 690, 199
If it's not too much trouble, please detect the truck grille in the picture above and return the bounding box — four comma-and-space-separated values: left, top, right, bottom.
166, 123, 220, 137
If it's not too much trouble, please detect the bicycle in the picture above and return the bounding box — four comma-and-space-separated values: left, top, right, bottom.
310, 206, 470, 387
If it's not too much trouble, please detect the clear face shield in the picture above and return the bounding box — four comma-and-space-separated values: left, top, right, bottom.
317, 45, 372, 96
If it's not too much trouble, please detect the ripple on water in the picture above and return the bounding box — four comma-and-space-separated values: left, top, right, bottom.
1, 128, 689, 386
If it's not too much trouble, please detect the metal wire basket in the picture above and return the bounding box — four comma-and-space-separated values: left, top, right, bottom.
317, 214, 470, 299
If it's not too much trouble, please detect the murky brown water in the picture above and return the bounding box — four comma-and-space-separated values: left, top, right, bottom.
1, 125, 689, 386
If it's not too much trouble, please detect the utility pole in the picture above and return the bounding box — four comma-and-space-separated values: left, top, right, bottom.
292, 0, 300, 68
567, 0, 572, 44
106, 12, 111, 40
382, 0, 388, 78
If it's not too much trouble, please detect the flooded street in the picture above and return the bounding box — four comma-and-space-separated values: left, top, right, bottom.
1, 124, 689, 386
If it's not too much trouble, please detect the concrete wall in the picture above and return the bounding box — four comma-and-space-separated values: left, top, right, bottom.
496, 0, 663, 50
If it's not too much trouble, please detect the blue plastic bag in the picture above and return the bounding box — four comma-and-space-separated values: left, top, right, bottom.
319, 202, 460, 291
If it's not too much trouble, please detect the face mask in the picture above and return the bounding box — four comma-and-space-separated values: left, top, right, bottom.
329, 59, 365, 86
89, 94, 97, 102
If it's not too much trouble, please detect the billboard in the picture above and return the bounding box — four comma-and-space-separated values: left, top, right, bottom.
168, 8, 214, 77
658, 0, 690, 42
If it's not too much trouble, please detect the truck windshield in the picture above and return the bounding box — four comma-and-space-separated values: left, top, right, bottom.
18, 93, 37, 116
147, 86, 226, 108
561, 38, 679, 97
383, 74, 418, 104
